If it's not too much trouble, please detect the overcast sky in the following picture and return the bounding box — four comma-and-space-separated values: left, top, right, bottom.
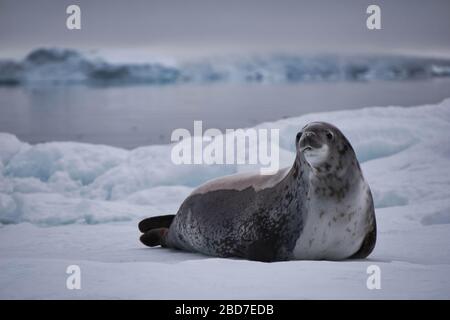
1, 0, 449, 58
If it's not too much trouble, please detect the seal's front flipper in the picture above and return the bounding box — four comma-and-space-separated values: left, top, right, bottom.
138, 214, 175, 233
140, 228, 169, 247
246, 238, 278, 262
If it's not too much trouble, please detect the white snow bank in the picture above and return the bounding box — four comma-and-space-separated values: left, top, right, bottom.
4, 141, 127, 185
1, 99, 450, 225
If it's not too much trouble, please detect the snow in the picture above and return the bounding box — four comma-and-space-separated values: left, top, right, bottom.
1, 99, 450, 298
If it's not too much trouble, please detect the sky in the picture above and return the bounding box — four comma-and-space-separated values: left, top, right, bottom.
1, 0, 450, 59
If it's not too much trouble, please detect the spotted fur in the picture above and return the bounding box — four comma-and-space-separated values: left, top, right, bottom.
140, 122, 377, 262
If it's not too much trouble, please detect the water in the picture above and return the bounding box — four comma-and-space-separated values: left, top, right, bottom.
1, 79, 449, 149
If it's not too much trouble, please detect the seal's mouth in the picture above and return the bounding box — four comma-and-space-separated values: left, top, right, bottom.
301, 143, 330, 167
298, 131, 323, 152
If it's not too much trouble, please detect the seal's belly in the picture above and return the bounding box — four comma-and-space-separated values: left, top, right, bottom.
292, 196, 369, 260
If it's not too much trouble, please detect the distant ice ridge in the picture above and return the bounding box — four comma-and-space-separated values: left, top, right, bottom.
1, 48, 450, 86
1, 98, 450, 226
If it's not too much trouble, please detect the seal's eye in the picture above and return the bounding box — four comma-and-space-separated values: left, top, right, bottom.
326, 131, 334, 140
296, 131, 302, 143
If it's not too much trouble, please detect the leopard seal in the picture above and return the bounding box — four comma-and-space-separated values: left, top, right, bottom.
138, 122, 376, 262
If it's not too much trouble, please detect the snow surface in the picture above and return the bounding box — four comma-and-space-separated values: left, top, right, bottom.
1, 99, 450, 299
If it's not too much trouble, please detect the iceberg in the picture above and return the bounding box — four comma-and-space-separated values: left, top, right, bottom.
1, 48, 450, 86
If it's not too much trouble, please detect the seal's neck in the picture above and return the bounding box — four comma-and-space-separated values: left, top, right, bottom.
290, 155, 359, 192
283, 156, 310, 189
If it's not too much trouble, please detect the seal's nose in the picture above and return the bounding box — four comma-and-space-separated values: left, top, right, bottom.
299, 130, 322, 150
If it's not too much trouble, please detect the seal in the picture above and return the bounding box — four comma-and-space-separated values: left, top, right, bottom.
138, 122, 376, 262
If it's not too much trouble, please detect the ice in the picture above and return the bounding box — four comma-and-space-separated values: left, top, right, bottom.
4, 141, 127, 186
0, 133, 26, 165
1, 99, 450, 224
1, 48, 450, 86
1, 98, 450, 298
421, 209, 450, 226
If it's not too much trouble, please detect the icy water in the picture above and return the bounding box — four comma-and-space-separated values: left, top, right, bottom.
1, 79, 450, 149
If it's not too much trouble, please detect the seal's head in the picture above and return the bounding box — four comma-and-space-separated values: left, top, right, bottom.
296, 122, 356, 175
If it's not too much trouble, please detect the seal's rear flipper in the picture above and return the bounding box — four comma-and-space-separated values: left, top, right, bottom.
140, 228, 169, 247
138, 214, 175, 233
